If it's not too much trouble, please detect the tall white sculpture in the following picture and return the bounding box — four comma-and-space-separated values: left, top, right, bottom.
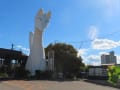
25, 9, 51, 75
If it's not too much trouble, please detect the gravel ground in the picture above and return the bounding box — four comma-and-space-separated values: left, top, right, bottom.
0, 80, 119, 90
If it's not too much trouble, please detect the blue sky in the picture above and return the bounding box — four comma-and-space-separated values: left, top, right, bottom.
1, 0, 120, 65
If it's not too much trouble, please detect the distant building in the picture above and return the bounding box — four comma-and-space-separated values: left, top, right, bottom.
101, 51, 116, 64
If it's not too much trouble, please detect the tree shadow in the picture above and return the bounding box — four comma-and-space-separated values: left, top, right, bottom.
24, 77, 81, 82
0, 77, 81, 83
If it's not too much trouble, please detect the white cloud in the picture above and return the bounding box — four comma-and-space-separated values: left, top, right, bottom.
88, 26, 98, 40
82, 53, 120, 66
16, 45, 30, 55
83, 54, 101, 66
99, 52, 109, 55
77, 48, 88, 57
92, 38, 120, 50
86, 55, 100, 62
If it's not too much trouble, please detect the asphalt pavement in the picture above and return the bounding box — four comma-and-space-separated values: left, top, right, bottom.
0, 80, 119, 90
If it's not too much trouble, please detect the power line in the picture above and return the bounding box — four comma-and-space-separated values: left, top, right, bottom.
98, 30, 120, 39
52, 30, 120, 49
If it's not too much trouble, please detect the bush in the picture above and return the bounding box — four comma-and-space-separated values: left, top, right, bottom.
0, 73, 8, 78
15, 67, 30, 78
111, 74, 118, 83
35, 70, 53, 79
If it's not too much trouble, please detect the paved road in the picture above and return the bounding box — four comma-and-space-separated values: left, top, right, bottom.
0, 80, 119, 90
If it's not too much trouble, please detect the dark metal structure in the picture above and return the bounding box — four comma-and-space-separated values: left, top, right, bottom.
0, 48, 28, 68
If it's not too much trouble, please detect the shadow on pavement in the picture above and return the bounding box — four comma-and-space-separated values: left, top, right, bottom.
0, 77, 81, 83
84, 79, 120, 89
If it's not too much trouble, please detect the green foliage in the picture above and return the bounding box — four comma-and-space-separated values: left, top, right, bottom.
35, 70, 53, 79
0, 73, 8, 78
45, 43, 85, 78
111, 74, 118, 83
108, 66, 120, 84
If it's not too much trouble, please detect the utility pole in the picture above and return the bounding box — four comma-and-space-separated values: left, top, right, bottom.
11, 43, 14, 50
48, 50, 54, 71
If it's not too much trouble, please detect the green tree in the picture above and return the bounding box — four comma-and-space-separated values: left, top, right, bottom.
45, 43, 85, 78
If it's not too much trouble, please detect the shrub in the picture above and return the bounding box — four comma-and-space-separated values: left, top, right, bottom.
35, 70, 53, 79
15, 67, 30, 78
0, 73, 8, 78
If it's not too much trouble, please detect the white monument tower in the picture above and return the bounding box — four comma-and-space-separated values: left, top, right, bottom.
25, 9, 51, 75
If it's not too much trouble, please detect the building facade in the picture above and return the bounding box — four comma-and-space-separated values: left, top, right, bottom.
101, 51, 116, 64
